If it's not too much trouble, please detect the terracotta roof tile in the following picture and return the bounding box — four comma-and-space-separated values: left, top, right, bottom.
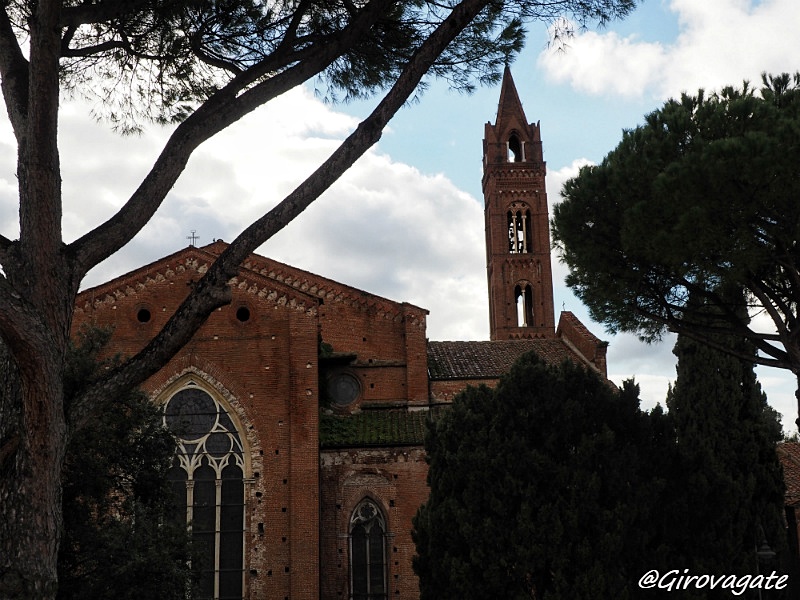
427, 339, 582, 380
778, 442, 800, 506
319, 410, 427, 448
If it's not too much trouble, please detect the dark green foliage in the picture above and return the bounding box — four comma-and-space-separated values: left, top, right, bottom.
414, 343, 789, 599
551, 73, 800, 377
655, 310, 787, 599
413, 353, 655, 600
57, 328, 192, 600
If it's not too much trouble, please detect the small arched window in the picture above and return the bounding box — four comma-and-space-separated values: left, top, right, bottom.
515, 283, 534, 327
164, 385, 246, 600
350, 499, 387, 600
507, 209, 532, 253
507, 134, 524, 162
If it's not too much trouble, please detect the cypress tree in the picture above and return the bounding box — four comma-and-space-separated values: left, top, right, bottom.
413, 352, 655, 600
661, 304, 786, 598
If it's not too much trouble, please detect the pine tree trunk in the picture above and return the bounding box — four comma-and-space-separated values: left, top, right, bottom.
0, 1, 68, 594
0, 354, 67, 599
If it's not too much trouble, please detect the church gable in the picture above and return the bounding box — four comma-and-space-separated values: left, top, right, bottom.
199, 244, 431, 403
74, 243, 321, 320
201, 240, 426, 322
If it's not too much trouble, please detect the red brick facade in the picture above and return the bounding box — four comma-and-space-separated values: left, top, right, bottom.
74, 246, 323, 599
71, 69, 611, 600
483, 68, 556, 340
319, 447, 429, 600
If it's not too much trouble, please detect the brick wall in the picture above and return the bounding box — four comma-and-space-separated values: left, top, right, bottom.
429, 378, 499, 403
73, 250, 321, 600
319, 446, 429, 600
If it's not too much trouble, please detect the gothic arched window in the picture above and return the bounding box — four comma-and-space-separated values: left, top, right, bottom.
507, 133, 524, 162
350, 499, 387, 600
515, 283, 534, 327
164, 385, 246, 600
507, 209, 532, 253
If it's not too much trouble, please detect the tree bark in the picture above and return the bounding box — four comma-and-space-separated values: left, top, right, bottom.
0, 1, 74, 597
0, 345, 67, 599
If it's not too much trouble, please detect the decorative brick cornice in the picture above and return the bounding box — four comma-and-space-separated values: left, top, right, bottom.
76, 242, 428, 319
232, 250, 428, 323
485, 167, 546, 183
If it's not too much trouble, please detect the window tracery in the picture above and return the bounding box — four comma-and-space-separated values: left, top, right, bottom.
349, 499, 387, 600
164, 385, 246, 600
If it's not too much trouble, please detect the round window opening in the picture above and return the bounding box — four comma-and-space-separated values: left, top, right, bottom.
137, 308, 151, 323
328, 373, 360, 406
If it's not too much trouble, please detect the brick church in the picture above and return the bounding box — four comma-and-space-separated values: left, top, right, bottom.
71, 68, 609, 600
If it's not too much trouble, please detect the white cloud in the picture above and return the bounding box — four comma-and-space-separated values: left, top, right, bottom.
547, 158, 592, 206
538, 0, 800, 101
266, 153, 488, 341
54, 87, 486, 343
538, 30, 667, 98
547, 158, 594, 304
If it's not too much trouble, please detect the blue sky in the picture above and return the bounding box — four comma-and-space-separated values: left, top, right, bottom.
1, 0, 798, 429
338, 0, 679, 194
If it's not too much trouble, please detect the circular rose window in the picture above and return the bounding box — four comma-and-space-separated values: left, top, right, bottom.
328, 372, 361, 406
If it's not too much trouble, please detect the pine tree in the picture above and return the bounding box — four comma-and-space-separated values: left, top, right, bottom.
552, 74, 800, 399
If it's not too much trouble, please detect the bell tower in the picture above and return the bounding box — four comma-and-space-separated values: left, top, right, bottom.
483, 67, 555, 340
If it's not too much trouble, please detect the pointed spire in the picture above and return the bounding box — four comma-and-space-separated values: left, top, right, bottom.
495, 66, 528, 129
